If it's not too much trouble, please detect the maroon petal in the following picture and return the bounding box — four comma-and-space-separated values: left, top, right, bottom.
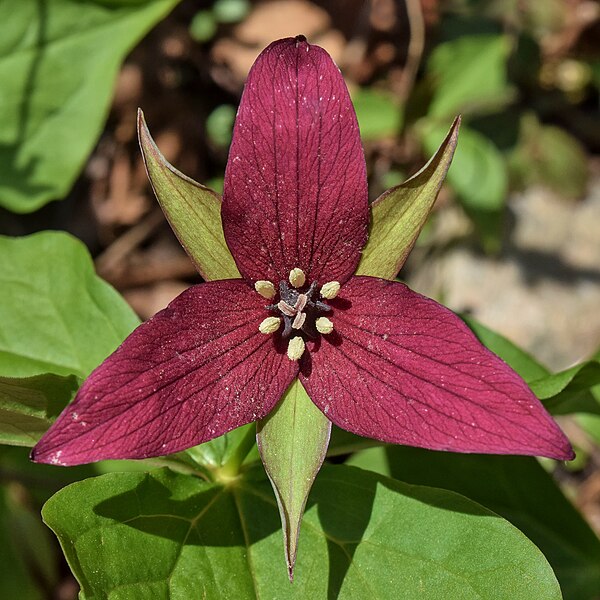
222, 37, 368, 285
32, 281, 298, 466
301, 277, 573, 460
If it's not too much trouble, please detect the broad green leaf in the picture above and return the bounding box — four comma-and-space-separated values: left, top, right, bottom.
0, 374, 78, 447
349, 446, 600, 600
423, 123, 507, 252
0, 232, 139, 379
357, 117, 460, 279
257, 380, 331, 579
352, 88, 403, 140
138, 110, 240, 280
428, 34, 513, 119
43, 465, 561, 599
0, 0, 179, 213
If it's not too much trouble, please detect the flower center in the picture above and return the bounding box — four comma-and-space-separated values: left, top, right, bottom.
254, 268, 339, 361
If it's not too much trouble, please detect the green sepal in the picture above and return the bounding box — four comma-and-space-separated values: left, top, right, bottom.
357, 116, 460, 279
256, 379, 331, 580
137, 109, 240, 281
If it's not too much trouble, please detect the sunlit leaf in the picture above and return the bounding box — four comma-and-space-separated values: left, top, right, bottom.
428, 34, 513, 119
352, 88, 403, 140
0, 232, 139, 378
348, 446, 600, 600
0, 0, 179, 213
43, 465, 561, 598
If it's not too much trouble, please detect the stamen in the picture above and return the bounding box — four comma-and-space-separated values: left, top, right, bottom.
259, 316, 281, 334
287, 336, 305, 361
292, 312, 306, 329
289, 268, 306, 288
294, 294, 308, 311
316, 317, 334, 334
277, 300, 296, 317
255, 280, 276, 299
320, 281, 340, 299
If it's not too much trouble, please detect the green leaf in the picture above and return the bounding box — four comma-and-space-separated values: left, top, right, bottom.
349, 446, 600, 600
213, 0, 250, 24
43, 465, 561, 598
189, 10, 217, 42
462, 315, 550, 382
510, 115, 589, 199
206, 105, 236, 147
0, 488, 44, 600
357, 117, 460, 279
256, 380, 331, 579
0, 0, 179, 213
0, 374, 78, 447
422, 123, 507, 252
327, 426, 384, 457
352, 88, 403, 140
0, 232, 139, 379
530, 359, 600, 416
427, 34, 513, 119
138, 110, 240, 281
463, 315, 600, 415
184, 424, 256, 471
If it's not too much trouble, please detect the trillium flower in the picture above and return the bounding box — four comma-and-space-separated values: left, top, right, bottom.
32, 36, 573, 469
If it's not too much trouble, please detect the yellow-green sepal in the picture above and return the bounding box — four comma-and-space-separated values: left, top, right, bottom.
256, 378, 331, 581
357, 116, 461, 280
137, 109, 240, 281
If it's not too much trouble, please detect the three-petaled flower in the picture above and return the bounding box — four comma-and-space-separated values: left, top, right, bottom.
32, 36, 573, 467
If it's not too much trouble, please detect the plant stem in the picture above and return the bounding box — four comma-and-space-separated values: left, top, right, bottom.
217, 425, 257, 480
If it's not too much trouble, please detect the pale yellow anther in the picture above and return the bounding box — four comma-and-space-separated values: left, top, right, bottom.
287, 336, 305, 361
254, 280, 276, 299
259, 316, 281, 334
320, 281, 340, 299
289, 268, 306, 288
316, 317, 334, 335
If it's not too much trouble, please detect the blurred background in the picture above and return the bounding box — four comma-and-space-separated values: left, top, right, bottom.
3, 0, 599, 369
1, 1, 599, 597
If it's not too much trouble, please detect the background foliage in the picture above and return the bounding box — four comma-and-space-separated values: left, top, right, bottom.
0, 0, 599, 598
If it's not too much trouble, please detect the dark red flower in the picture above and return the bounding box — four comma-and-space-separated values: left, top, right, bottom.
32, 37, 573, 466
